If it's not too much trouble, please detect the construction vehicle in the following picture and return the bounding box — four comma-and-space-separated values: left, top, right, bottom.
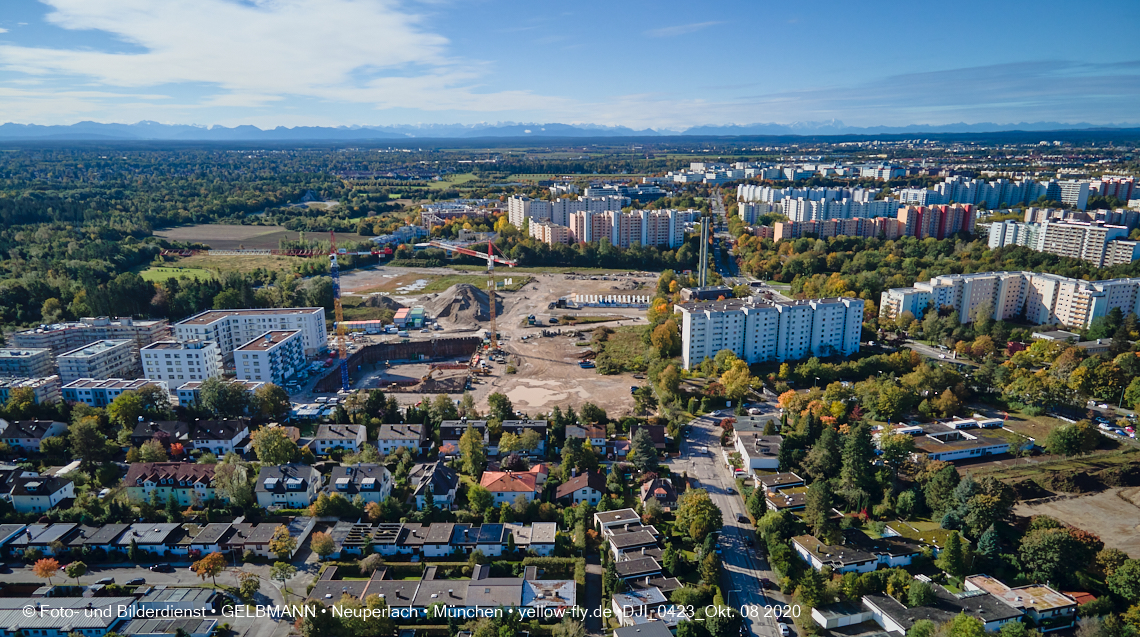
427, 239, 517, 350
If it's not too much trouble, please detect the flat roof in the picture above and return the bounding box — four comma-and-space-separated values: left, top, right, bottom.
236, 330, 301, 351
58, 339, 131, 358
141, 340, 214, 351
62, 378, 155, 390
0, 349, 50, 358
966, 575, 1076, 612
178, 308, 322, 325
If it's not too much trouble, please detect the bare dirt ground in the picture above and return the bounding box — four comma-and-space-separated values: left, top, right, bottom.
1014, 487, 1140, 557
329, 266, 659, 417
155, 224, 371, 249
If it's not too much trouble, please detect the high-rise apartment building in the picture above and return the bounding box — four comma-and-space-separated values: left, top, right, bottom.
174, 308, 326, 357
234, 330, 305, 386
528, 220, 571, 245
897, 205, 976, 239
675, 297, 863, 370
986, 220, 1132, 267
882, 271, 1140, 329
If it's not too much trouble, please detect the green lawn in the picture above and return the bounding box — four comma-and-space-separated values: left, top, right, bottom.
595, 325, 652, 372
139, 266, 215, 282
428, 173, 480, 190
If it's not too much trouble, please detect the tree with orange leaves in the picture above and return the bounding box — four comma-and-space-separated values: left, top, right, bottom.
33, 558, 60, 585
192, 552, 227, 587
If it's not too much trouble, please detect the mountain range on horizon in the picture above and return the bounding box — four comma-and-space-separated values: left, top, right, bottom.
0, 120, 1138, 142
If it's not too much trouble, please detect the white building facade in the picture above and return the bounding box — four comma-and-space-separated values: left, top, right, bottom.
234, 330, 306, 386
174, 308, 327, 357
676, 297, 863, 370
141, 340, 223, 385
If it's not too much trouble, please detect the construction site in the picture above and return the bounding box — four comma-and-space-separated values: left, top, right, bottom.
306, 260, 658, 416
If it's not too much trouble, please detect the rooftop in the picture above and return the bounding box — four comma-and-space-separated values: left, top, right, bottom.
236, 330, 301, 351
58, 339, 131, 358
375, 423, 424, 440
965, 575, 1076, 612
178, 308, 322, 326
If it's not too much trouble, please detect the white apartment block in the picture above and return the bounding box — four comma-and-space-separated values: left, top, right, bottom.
0, 349, 54, 378
141, 340, 223, 385
739, 202, 776, 224
11, 316, 169, 357
675, 297, 863, 369
57, 339, 137, 382
174, 308, 327, 357
62, 378, 168, 407
984, 220, 1131, 267
508, 194, 627, 229
882, 271, 1140, 329
234, 330, 305, 386
781, 197, 900, 222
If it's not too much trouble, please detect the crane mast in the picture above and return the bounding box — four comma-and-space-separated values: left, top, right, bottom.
330, 231, 349, 391
487, 240, 497, 351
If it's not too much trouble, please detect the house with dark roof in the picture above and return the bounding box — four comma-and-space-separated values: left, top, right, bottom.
638, 476, 677, 508
497, 420, 549, 455
594, 508, 641, 532
759, 472, 804, 492
9, 523, 77, 556
326, 464, 392, 504
965, 575, 1077, 632
310, 425, 367, 456
409, 462, 459, 510
190, 419, 249, 456
862, 579, 1023, 634
124, 463, 217, 507
423, 523, 455, 558
183, 522, 234, 555
793, 530, 922, 574
439, 419, 487, 454
734, 432, 782, 469
555, 471, 606, 505
255, 464, 322, 509
504, 522, 556, 557
375, 423, 426, 456
614, 556, 662, 580
116, 523, 185, 556
130, 420, 191, 449
630, 424, 667, 450
10, 476, 74, 513
0, 420, 67, 452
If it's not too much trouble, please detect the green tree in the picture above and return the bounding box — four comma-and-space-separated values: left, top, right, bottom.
937, 531, 966, 577
251, 427, 299, 465
69, 416, 113, 468
906, 620, 937, 637
628, 427, 658, 473
459, 425, 487, 476
1019, 528, 1077, 584
252, 384, 292, 421
840, 424, 875, 509
271, 562, 298, 600
466, 484, 493, 515
674, 489, 723, 542
487, 393, 514, 423
947, 613, 985, 637
907, 580, 934, 607
199, 377, 253, 418
805, 479, 838, 542
268, 525, 297, 561
1107, 559, 1140, 603
801, 427, 840, 483
237, 570, 260, 603
64, 560, 87, 587
139, 439, 168, 462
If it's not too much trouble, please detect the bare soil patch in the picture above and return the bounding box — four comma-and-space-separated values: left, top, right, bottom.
1014, 487, 1140, 558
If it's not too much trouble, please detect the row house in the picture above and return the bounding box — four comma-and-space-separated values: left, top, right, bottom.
326, 464, 392, 504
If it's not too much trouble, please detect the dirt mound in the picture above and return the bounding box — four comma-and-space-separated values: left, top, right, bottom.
424, 283, 502, 326
364, 295, 405, 310
1010, 479, 1054, 500
1040, 471, 1104, 494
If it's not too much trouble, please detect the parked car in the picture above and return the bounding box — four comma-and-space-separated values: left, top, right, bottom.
736, 513, 748, 523
126, 578, 145, 586
150, 564, 174, 573
95, 577, 114, 585
779, 624, 790, 636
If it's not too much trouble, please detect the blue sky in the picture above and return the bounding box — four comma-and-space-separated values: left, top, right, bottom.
0, 0, 1138, 129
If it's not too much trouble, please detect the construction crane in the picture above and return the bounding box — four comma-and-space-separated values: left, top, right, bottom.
330, 231, 349, 391
426, 239, 517, 350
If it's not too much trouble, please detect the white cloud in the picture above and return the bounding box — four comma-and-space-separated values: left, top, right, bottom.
0, 28, 8, 34
0, 0, 551, 115
643, 21, 723, 38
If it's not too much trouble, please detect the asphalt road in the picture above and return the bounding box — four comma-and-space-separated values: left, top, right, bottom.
668, 415, 789, 637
